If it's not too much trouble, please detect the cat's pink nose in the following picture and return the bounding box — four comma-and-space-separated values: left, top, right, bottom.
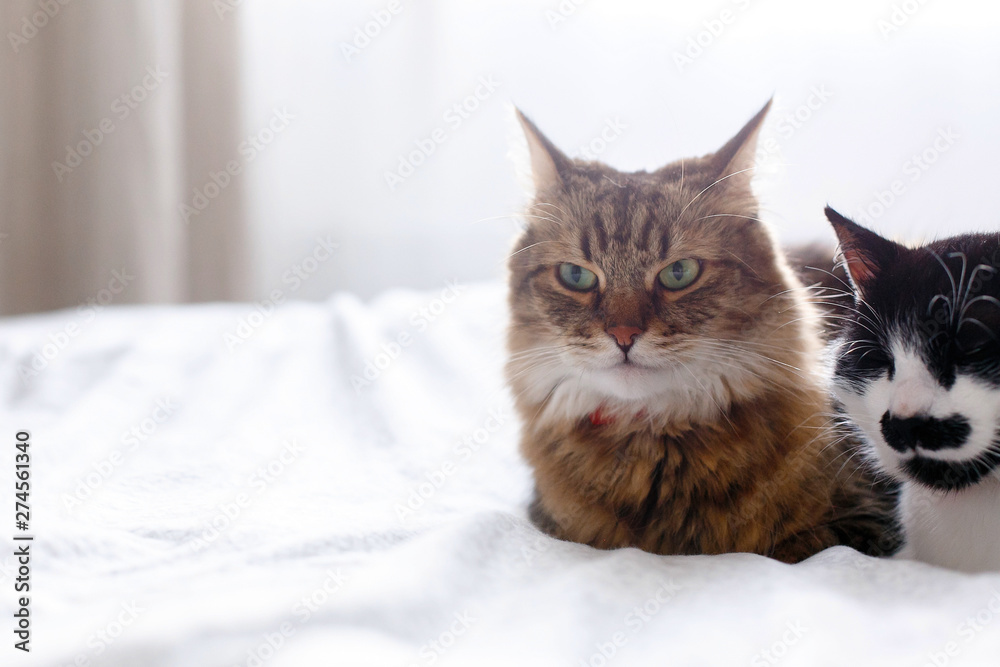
607, 325, 643, 349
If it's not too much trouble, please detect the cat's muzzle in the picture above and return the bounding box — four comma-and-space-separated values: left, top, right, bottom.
879, 413, 971, 453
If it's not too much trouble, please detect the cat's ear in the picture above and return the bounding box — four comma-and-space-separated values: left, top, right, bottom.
706, 98, 772, 189
824, 206, 901, 293
515, 108, 572, 194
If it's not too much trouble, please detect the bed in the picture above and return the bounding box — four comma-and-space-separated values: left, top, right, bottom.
3, 281, 999, 666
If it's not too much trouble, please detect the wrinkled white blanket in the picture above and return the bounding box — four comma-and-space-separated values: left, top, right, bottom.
2, 282, 999, 667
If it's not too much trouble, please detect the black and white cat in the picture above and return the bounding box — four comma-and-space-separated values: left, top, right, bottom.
825, 206, 1000, 571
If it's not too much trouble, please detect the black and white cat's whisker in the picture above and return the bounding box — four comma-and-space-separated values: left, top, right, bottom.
809, 306, 882, 334
770, 282, 857, 302
929, 250, 961, 325
769, 313, 860, 336
927, 293, 955, 323
955, 316, 1000, 342
957, 295, 1000, 330
774, 306, 885, 342
948, 251, 969, 307
759, 283, 881, 327
800, 264, 856, 294
840, 340, 882, 360
959, 262, 997, 313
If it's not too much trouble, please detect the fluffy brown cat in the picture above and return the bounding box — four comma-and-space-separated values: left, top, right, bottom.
505, 101, 899, 563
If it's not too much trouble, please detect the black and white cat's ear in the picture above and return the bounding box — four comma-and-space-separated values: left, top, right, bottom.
707, 98, 772, 189
514, 108, 572, 194
824, 206, 901, 293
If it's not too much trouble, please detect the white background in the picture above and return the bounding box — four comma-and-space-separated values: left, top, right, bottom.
239, 0, 1000, 300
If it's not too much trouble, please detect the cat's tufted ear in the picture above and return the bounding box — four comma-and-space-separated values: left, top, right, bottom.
515, 108, 573, 194
706, 98, 772, 189
825, 206, 902, 294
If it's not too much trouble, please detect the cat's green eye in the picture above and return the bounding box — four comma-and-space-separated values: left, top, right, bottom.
658, 259, 701, 291
557, 263, 598, 291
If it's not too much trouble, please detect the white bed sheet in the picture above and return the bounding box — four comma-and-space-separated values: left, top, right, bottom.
2, 282, 999, 667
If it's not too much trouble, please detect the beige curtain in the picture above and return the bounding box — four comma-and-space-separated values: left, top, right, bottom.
0, 0, 249, 316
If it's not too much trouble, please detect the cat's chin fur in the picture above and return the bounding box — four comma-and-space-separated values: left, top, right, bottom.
516, 340, 796, 429
899, 476, 1000, 572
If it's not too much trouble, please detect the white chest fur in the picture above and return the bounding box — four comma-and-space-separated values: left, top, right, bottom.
900, 477, 1000, 572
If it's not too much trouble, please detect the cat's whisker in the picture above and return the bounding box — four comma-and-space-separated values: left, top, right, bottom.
505, 357, 568, 383
691, 340, 808, 376
677, 166, 757, 218
833, 446, 866, 480
804, 308, 882, 335
725, 250, 764, 280
519, 204, 570, 228
956, 317, 999, 342
672, 358, 738, 433
958, 294, 1000, 325
802, 303, 880, 332
763, 285, 858, 312
522, 214, 566, 227
693, 337, 805, 354
854, 348, 885, 366
676, 350, 807, 397
530, 201, 570, 220
841, 340, 880, 358
928, 293, 954, 322
692, 339, 804, 365
930, 250, 960, 325
524, 378, 567, 426
466, 213, 557, 227
802, 265, 855, 294
504, 372, 564, 406
767, 285, 882, 329
771, 313, 880, 340
959, 263, 996, 316
506, 344, 577, 362
505, 357, 568, 376
694, 213, 765, 224
785, 413, 836, 437
500, 240, 564, 264
797, 282, 855, 297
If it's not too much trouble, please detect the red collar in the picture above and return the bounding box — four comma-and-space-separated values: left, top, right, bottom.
589, 407, 615, 426
588, 406, 646, 426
